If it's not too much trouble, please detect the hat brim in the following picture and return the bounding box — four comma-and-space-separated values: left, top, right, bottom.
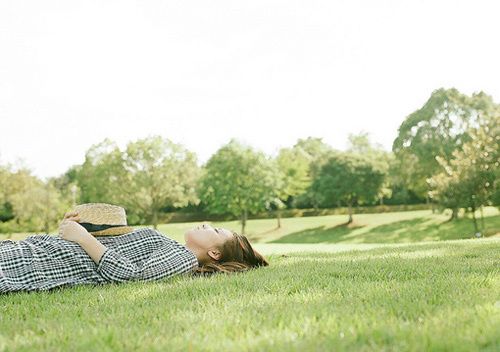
91, 226, 136, 236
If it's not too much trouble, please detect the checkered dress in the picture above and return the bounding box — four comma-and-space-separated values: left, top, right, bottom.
0, 228, 199, 293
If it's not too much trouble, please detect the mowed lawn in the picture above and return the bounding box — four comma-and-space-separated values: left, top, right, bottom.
155, 207, 500, 245
2, 207, 499, 244
1, 208, 499, 351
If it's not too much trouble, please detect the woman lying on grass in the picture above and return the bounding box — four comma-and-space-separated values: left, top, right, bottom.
0, 203, 268, 293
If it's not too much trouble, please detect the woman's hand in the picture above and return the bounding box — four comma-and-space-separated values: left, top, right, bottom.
59, 212, 92, 244
59, 212, 107, 265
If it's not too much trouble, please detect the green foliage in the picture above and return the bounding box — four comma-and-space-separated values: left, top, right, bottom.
275, 146, 311, 205
50, 165, 82, 206
72, 136, 200, 228
198, 140, 278, 233
387, 153, 423, 205
392, 88, 499, 198
10, 181, 70, 233
429, 112, 500, 228
76, 139, 126, 205
312, 153, 385, 217
2, 86, 497, 233
118, 136, 200, 228
292, 137, 336, 208
0, 166, 71, 233
347, 132, 392, 204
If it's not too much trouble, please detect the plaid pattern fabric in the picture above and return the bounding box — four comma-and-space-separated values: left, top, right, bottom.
0, 228, 198, 293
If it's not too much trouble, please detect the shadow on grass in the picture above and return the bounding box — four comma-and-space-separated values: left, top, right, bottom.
361, 216, 500, 243
269, 215, 500, 244
270, 222, 366, 243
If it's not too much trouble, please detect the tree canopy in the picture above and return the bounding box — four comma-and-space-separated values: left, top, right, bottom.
311, 153, 385, 223
198, 139, 277, 234
392, 88, 498, 198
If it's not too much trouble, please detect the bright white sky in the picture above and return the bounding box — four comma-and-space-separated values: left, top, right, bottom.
1, 0, 499, 181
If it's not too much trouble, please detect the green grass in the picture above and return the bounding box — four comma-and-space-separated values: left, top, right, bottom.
164, 207, 499, 244
1, 239, 499, 351
1, 208, 499, 351
2, 207, 498, 243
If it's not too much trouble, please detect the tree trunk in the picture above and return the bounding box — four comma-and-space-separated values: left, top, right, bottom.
347, 200, 353, 224
152, 209, 158, 230
276, 209, 281, 229
43, 185, 51, 234
480, 206, 485, 231
241, 209, 247, 234
450, 207, 458, 221
470, 204, 479, 234
379, 196, 384, 206
426, 194, 435, 213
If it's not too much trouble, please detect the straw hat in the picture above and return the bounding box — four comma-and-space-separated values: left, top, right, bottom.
70, 203, 135, 236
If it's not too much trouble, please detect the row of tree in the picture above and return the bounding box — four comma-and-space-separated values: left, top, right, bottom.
0, 87, 498, 234
0, 135, 401, 234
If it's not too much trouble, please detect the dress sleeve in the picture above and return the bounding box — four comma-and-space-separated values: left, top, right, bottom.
95, 242, 198, 283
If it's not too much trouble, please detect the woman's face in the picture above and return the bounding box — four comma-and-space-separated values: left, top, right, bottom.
184, 223, 234, 253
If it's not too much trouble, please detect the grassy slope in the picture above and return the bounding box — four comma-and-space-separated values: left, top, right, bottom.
0, 239, 498, 351
158, 207, 500, 244
2, 207, 498, 244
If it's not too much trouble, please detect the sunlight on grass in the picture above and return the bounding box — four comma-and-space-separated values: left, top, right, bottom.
1, 239, 498, 351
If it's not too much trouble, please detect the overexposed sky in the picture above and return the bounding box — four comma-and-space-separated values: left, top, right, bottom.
1, 0, 499, 180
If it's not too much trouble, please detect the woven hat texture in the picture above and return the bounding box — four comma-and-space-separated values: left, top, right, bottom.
70, 203, 135, 236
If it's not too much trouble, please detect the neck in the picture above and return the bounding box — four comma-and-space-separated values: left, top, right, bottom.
185, 243, 204, 266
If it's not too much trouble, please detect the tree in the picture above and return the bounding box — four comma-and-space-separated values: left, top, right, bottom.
198, 140, 277, 234
347, 132, 392, 205
392, 88, 498, 201
274, 146, 311, 227
427, 162, 464, 221
1, 167, 40, 231
312, 153, 385, 224
292, 137, 335, 208
386, 152, 423, 207
76, 139, 126, 205
0, 164, 10, 218
50, 165, 81, 207
118, 136, 200, 229
10, 180, 70, 233
0, 163, 70, 233
429, 112, 500, 231
0, 163, 16, 225
347, 131, 384, 154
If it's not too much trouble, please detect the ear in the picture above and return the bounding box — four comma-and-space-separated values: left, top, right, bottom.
207, 248, 222, 261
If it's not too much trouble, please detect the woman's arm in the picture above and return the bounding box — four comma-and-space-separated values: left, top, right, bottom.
60, 216, 197, 283
58, 213, 107, 265
77, 235, 107, 265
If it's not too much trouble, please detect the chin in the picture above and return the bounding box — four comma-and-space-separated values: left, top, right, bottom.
184, 230, 194, 243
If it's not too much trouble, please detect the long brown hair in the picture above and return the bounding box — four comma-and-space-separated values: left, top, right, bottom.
192, 231, 269, 276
